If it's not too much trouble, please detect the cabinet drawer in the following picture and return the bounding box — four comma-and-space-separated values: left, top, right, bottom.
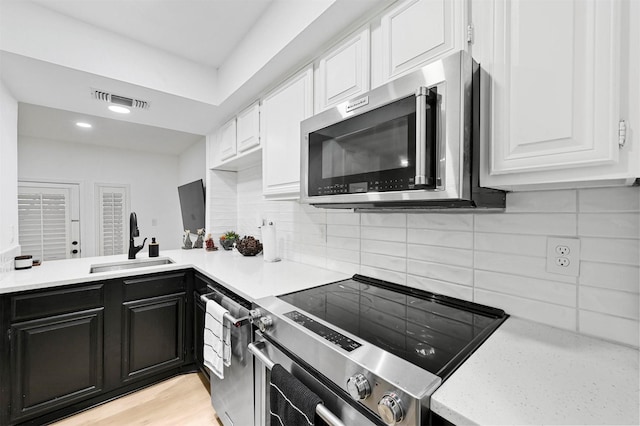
123, 272, 187, 301
11, 284, 104, 322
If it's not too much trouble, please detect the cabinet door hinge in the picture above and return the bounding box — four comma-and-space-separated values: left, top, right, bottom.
618, 120, 627, 148
7, 328, 11, 341
467, 24, 474, 44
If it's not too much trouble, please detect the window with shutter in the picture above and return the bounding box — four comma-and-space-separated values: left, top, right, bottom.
18, 187, 71, 261
97, 185, 129, 256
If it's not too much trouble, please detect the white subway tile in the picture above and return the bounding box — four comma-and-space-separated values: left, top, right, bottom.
361, 239, 406, 257
474, 251, 576, 284
326, 211, 360, 225
579, 186, 640, 213
407, 213, 473, 231
326, 246, 360, 264
580, 262, 639, 293
579, 310, 639, 347
578, 213, 640, 239
407, 229, 473, 249
407, 244, 473, 268
475, 270, 577, 307
474, 289, 577, 331
359, 266, 406, 285
361, 252, 406, 273
407, 259, 473, 286
326, 258, 360, 275
579, 287, 639, 320
406, 274, 473, 301
327, 224, 360, 238
581, 238, 640, 266
327, 235, 360, 251
475, 213, 576, 236
361, 226, 406, 242
474, 232, 547, 256
506, 190, 576, 212
361, 213, 407, 227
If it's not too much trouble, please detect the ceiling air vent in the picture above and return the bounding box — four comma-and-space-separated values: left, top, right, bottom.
91, 89, 149, 110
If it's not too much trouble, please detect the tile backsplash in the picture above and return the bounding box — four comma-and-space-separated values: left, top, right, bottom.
209, 166, 640, 348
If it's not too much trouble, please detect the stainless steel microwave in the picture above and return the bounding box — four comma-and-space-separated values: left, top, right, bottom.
300, 51, 505, 210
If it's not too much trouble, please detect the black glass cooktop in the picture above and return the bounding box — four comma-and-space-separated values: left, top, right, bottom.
278, 274, 507, 379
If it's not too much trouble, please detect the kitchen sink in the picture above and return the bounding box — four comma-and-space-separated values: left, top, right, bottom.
89, 257, 175, 273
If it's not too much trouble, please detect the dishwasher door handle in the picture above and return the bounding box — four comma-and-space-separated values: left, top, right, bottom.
248, 341, 346, 426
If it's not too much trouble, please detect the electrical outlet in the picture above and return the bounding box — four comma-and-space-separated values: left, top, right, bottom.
546, 237, 580, 276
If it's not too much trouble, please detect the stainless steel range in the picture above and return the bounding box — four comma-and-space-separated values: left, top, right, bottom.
249, 274, 507, 426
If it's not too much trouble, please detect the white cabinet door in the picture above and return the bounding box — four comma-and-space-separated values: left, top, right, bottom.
262, 66, 314, 199
475, 0, 635, 189
236, 101, 260, 153
380, 0, 464, 83
218, 118, 237, 161
316, 27, 370, 112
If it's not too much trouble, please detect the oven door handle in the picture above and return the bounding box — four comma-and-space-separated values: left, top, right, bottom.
248, 341, 347, 426
415, 86, 428, 187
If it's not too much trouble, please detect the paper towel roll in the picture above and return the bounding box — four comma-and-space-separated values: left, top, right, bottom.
261, 222, 279, 262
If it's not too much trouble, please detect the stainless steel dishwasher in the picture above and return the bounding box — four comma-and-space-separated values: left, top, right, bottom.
200, 285, 255, 426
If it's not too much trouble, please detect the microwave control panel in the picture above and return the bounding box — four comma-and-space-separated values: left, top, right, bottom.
316, 177, 415, 195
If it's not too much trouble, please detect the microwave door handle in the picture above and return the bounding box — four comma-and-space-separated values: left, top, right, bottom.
415, 87, 428, 186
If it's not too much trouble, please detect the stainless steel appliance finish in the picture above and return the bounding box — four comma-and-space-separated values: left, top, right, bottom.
250, 332, 379, 426
201, 285, 254, 426
251, 275, 507, 426
248, 340, 347, 426
300, 50, 505, 210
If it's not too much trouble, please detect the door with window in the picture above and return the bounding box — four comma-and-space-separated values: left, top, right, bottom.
97, 185, 128, 256
17, 183, 80, 261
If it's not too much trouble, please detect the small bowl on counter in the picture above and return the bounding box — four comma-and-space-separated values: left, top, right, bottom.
235, 236, 263, 256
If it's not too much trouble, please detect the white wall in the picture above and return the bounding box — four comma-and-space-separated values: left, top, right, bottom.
178, 138, 206, 186
18, 137, 184, 257
228, 165, 640, 349
0, 80, 19, 273
0, 1, 218, 105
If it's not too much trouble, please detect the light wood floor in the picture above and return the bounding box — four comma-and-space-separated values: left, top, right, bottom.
52, 373, 223, 426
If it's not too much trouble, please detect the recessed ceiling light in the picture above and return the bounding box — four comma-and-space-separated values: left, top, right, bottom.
76, 122, 92, 128
108, 105, 130, 114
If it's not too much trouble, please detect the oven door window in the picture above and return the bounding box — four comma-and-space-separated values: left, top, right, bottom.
307, 94, 436, 197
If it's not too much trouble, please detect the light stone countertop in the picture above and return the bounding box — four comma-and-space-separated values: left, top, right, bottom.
431, 317, 640, 425
2, 249, 638, 425
0, 248, 349, 301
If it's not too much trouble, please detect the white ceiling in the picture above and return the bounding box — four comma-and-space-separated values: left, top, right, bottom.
19, 103, 204, 155
2, 0, 391, 155
30, 0, 274, 69
5, 0, 274, 155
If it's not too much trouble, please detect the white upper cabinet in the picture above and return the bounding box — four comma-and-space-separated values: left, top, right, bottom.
218, 118, 237, 161
236, 101, 260, 153
475, 0, 638, 189
315, 27, 370, 112
208, 101, 262, 171
379, 0, 466, 84
262, 66, 314, 199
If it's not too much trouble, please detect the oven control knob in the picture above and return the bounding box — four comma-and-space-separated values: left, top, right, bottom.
346, 374, 371, 400
257, 316, 273, 332
377, 392, 404, 426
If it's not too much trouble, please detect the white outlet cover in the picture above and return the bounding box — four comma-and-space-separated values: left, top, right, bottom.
546, 237, 580, 276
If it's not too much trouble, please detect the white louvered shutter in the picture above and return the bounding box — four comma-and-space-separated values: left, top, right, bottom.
98, 186, 127, 256
18, 188, 71, 261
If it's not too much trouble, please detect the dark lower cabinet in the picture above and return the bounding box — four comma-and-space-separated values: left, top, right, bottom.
193, 290, 208, 380
121, 293, 185, 382
0, 270, 195, 425
10, 308, 104, 421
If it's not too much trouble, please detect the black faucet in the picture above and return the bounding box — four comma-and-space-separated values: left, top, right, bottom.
128, 212, 147, 259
